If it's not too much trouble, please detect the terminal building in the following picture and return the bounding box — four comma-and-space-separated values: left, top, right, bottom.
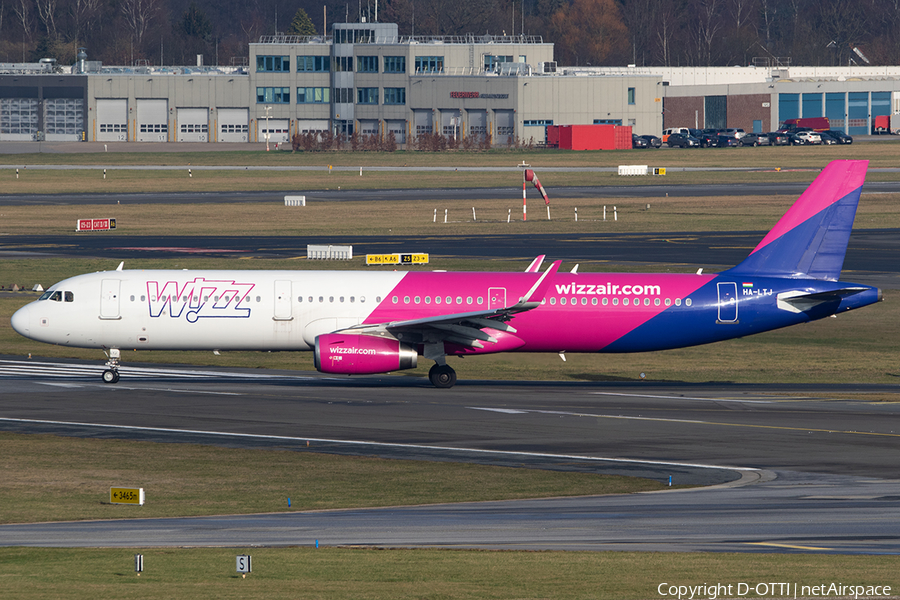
2, 22, 900, 145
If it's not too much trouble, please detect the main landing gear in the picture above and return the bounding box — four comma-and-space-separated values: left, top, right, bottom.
102, 348, 121, 384
428, 363, 457, 388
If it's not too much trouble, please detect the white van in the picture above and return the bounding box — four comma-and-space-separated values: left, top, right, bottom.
662, 127, 689, 142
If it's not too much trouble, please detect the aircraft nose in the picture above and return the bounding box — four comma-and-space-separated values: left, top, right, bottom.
10, 304, 30, 337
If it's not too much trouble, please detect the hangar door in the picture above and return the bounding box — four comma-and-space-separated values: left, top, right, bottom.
358, 119, 379, 136
0, 98, 38, 141
258, 119, 289, 143
136, 99, 168, 142
177, 108, 208, 142
386, 119, 406, 144
217, 108, 248, 142
467, 110, 487, 140
44, 98, 84, 141
441, 109, 461, 139
95, 99, 127, 142
413, 110, 433, 137
494, 110, 515, 142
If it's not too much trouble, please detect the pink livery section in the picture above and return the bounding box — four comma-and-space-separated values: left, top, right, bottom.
365, 271, 715, 353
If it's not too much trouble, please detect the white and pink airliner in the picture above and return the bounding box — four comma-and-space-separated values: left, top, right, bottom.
11, 161, 882, 387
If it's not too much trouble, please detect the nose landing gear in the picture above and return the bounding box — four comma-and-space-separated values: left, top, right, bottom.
102, 348, 121, 384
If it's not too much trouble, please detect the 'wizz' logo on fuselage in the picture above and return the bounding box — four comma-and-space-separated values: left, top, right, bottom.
147, 278, 256, 322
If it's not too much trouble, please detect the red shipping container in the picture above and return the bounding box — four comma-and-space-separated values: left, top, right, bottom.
546, 125, 560, 148
614, 125, 633, 149
552, 124, 630, 150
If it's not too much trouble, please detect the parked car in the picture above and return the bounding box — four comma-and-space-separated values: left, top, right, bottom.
723, 128, 746, 139
788, 133, 808, 145
632, 134, 650, 149
666, 133, 700, 148
817, 131, 839, 145
740, 132, 770, 147
822, 130, 853, 144
695, 132, 721, 147
640, 134, 662, 148
715, 134, 741, 147
662, 127, 690, 142
795, 131, 822, 145
767, 132, 790, 145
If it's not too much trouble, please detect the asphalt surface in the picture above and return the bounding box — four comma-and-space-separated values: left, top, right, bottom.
1, 360, 899, 552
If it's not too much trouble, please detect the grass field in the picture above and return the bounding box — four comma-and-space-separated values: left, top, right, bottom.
2, 547, 898, 600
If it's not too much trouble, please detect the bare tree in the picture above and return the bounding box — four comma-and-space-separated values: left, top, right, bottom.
693, 0, 722, 65
13, 0, 32, 40
120, 0, 159, 49
34, 0, 59, 38
69, 0, 102, 42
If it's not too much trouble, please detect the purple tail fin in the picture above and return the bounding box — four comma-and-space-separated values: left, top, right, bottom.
726, 160, 868, 281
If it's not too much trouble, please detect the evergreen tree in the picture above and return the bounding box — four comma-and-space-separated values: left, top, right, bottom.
288, 8, 316, 36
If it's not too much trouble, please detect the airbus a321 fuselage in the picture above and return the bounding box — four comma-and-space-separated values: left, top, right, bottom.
11, 160, 882, 387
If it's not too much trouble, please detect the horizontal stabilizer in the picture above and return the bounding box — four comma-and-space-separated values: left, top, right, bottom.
776, 287, 869, 314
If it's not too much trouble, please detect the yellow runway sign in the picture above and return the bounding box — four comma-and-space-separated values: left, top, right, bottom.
366, 253, 429, 265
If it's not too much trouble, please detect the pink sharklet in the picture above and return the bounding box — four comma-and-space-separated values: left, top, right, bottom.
749, 160, 868, 256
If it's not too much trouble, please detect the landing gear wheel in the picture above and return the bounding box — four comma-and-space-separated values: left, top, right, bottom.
429, 364, 457, 389
102, 369, 119, 384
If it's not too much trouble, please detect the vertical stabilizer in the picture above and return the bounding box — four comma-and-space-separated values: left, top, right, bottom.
726, 160, 868, 281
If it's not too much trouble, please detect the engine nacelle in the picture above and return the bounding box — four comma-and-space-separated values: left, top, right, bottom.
314, 333, 418, 375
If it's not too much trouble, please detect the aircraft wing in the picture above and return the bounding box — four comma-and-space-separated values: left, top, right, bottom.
341, 260, 561, 348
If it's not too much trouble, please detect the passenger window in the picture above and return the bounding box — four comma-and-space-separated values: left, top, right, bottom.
613, 298, 619, 306
675, 298, 682, 306
550, 297, 556, 305
665, 298, 671, 306
392, 296, 398, 304
141, 295, 146, 302
623, 298, 629, 306
446, 296, 452, 304
686, 298, 693, 307
455, 296, 462, 304
350, 296, 355, 303
602, 298, 608, 306
560, 297, 566, 305
477, 296, 483, 304
581, 297, 587, 306
319, 296, 324, 303
435, 296, 441, 304
414, 296, 420, 304
591, 298, 598, 306
425, 296, 431, 304
130, 295, 135, 302
466, 296, 472, 304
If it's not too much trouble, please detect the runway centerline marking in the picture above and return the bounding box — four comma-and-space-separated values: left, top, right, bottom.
467, 407, 900, 439
0, 417, 754, 472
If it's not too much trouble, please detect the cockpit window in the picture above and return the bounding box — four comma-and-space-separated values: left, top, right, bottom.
38, 290, 72, 302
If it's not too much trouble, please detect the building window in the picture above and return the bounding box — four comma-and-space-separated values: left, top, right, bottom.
357, 56, 378, 73
334, 56, 354, 72
384, 87, 406, 105
357, 87, 379, 104
524, 119, 553, 126
297, 87, 330, 103
335, 28, 375, 44
628, 87, 636, 105
256, 87, 290, 104
257, 56, 290, 72
297, 55, 330, 72
484, 55, 513, 71
333, 87, 353, 104
594, 119, 622, 125
384, 56, 406, 73
415, 56, 443, 73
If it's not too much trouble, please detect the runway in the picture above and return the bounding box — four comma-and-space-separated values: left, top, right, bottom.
1, 357, 899, 552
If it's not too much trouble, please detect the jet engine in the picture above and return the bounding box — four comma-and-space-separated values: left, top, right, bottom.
314, 333, 418, 375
